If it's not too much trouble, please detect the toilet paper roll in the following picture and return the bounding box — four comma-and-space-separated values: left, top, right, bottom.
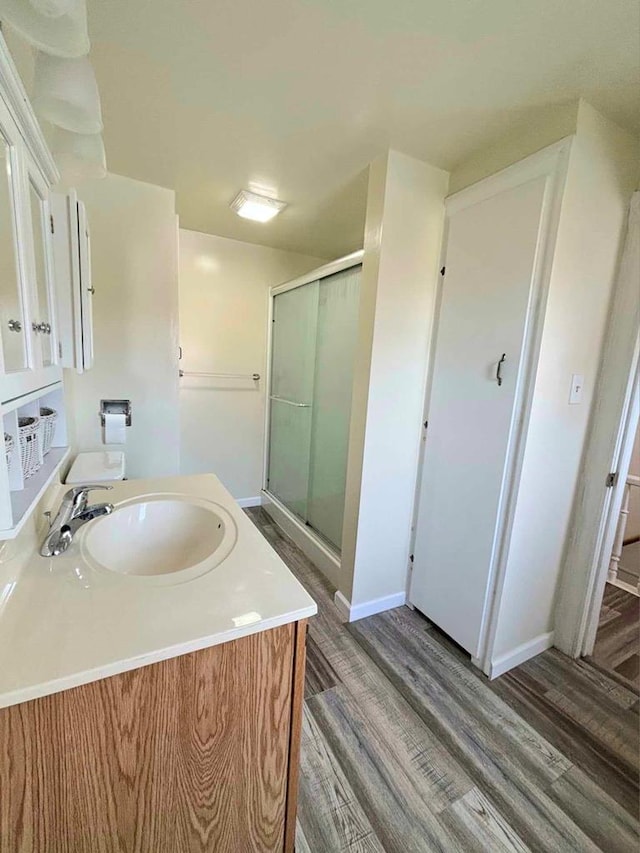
103, 412, 126, 445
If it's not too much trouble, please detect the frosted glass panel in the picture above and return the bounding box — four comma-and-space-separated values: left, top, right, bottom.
268, 401, 313, 519
307, 265, 361, 549
271, 281, 318, 403
268, 282, 318, 519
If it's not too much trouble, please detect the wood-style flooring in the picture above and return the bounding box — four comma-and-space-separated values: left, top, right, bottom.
245, 507, 640, 853
590, 582, 640, 689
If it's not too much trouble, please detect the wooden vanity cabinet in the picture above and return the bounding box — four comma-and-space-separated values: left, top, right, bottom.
0, 620, 307, 852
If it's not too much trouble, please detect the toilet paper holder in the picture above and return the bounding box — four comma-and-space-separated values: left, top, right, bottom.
100, 399, 132, 427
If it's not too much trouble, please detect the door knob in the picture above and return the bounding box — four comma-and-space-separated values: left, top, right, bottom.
7, 319, 22, 332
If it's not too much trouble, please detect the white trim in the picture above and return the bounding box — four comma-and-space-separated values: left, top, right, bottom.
446, 138, 571, 215
487, 631, 555, 679
0, 32, 59, 185
334, 589, 407, 623
261, 490, 342, 588
581, 338, 640, 654
270, 250, 363, 297
235, 495, 263, 508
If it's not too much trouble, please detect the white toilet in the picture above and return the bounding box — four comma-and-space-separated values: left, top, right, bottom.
65, 451, 126, 484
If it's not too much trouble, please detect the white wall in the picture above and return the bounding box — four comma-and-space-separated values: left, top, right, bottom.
340, 150, 449, 613
66, 174, 180, 479
490, 103, 640, 663
178, 230, 323, 500
625, 422, 640, 542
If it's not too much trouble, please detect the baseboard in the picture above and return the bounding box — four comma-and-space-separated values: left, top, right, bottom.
489, 630, 554, 679
333, 589, 407, 623
261, 490, 342, 588
236, 496, 263, 508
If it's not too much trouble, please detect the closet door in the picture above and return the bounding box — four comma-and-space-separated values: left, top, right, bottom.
410, 165, 555, 658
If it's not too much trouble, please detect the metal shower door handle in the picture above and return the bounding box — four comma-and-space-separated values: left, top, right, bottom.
496, 353, 506, 386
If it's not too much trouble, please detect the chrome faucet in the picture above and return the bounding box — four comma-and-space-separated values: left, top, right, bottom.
40, 485, 114, 557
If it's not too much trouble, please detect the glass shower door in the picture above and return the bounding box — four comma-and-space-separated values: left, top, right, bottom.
306, 266, 361, 549
267, 264, 361, 552
267, 281, 318, 519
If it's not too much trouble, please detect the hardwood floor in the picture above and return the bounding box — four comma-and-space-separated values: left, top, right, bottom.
590, 583, 640, 689
246, 507, 640, 853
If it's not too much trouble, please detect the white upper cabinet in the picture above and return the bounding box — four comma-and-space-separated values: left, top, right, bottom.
0, 33, 78, 538
0, 32, 63, 404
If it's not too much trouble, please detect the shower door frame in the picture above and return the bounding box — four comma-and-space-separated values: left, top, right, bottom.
262, 250, 363, 576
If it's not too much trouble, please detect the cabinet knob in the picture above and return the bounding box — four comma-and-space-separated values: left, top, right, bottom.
7, 319, 22, 332
32, 321, 51, 334
87, 286, 96, 295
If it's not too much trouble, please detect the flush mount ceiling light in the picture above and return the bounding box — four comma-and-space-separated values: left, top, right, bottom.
230, 190, 287, 223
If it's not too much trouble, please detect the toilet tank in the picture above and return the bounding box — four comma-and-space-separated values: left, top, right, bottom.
65, 451, 126, 484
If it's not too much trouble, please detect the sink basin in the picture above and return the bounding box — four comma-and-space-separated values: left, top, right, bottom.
81, 494, 237, 581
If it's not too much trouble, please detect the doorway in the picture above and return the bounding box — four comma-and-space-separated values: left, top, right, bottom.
587, 398, 640, 689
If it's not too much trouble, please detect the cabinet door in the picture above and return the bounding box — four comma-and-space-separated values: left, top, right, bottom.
0, 104, 30, 377
77, 200, 93, 371
27, 164, 57, 367
50, 191, 92, 372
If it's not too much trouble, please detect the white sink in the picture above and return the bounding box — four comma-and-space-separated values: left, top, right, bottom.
81, 494, 237, 581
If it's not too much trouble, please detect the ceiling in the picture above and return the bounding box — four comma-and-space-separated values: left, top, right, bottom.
86, 0, 640, 258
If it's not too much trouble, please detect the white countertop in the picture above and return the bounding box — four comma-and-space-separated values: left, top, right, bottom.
0, 474, 317, 709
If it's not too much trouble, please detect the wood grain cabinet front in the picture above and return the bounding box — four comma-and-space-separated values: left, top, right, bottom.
0, 620, 307, 852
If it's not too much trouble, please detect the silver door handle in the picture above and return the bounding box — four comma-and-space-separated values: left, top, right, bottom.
7, 319, 22, 332
496, 353, 506, 387
270, 395, 311, 408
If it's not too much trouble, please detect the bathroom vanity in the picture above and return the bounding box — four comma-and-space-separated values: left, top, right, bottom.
0, 474, 316, 852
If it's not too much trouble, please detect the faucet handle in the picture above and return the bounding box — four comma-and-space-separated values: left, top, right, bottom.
63, 483, 114, 509
64, 484, 114, 498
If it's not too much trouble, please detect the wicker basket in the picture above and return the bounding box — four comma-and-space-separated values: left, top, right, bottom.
18, 416, 41, 479
3, 432, 14, 470
39, 407, 58, 456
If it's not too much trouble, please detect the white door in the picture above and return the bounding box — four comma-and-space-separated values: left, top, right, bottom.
410, 164, 556, 658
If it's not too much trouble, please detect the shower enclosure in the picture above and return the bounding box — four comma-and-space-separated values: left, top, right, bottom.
265, 255, 362, 554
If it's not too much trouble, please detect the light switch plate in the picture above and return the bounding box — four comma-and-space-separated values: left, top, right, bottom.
569, 373, 584, 405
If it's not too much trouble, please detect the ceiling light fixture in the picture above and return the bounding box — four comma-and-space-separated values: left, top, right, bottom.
230, 189, 286, 223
